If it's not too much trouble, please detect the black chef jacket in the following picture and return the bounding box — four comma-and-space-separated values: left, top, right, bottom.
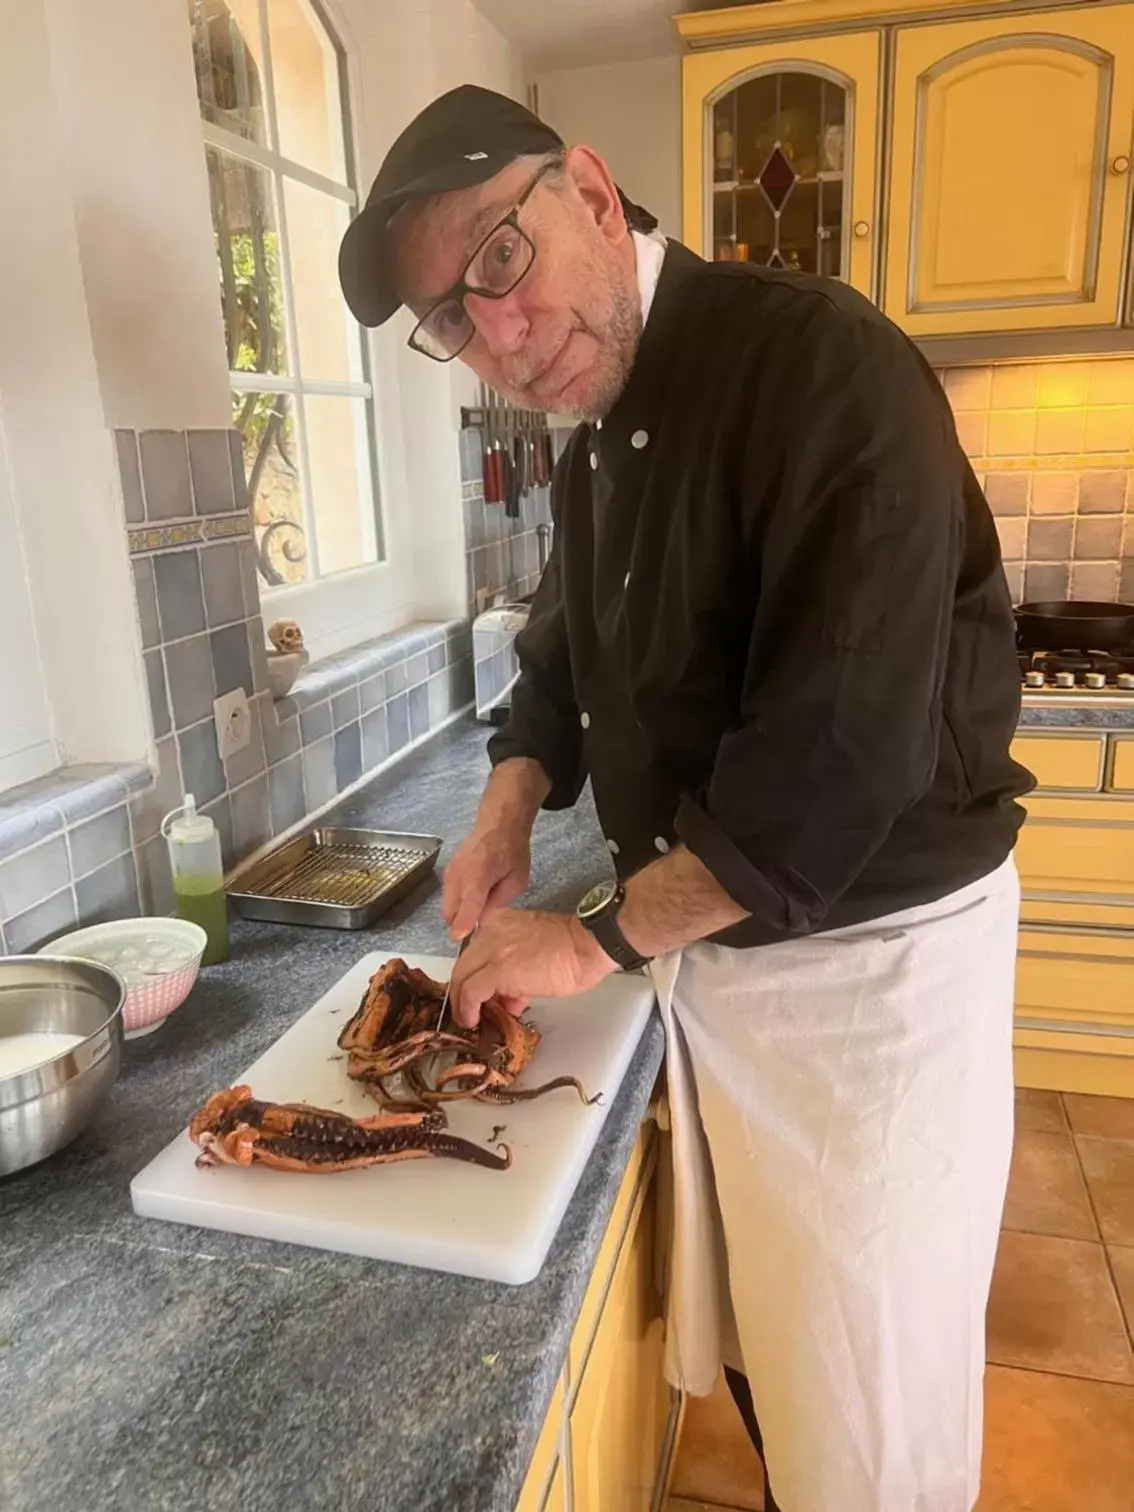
488, 241, 1033, 949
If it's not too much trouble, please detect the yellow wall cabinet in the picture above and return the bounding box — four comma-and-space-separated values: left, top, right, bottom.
887, 8, 1134, 335
681, 32, 881, 296
676, 0, 1134, 340
512, 1121, 680, 1512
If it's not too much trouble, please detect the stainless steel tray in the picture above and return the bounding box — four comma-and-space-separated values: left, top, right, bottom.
227, 827, 442, 930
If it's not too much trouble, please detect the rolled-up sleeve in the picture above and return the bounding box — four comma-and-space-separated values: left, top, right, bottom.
487, 511, 585, 810
675, 312, 964, 938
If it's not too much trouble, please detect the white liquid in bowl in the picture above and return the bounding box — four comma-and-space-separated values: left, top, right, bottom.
0, 1031, 86, 1079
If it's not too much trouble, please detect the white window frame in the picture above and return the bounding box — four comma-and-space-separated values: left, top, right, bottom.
195, 0, 392, 651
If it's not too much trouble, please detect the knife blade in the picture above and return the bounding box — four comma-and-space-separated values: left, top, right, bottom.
437, 931, 473, 1029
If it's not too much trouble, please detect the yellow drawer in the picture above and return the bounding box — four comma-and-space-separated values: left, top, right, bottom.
1021, 897, 1134, 930
1016, 928, 1134, 1028
1012, 734, 1104, 792
568, 1124, 655, 1390
1109, 737, 1134, 794
543, 1460, 566, 1512
514, 1377, 565, 1512
1017, 797, 1134, 899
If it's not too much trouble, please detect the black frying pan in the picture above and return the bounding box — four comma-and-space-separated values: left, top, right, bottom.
1014, 600, 1134, 652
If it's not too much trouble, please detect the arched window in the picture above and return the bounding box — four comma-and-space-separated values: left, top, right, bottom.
187, 0, 381, 592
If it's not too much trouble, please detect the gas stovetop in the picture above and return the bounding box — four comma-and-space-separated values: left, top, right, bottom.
1019, 648, 1134, 694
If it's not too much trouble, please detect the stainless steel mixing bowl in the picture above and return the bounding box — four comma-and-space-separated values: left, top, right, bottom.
0, 955, 125, 1177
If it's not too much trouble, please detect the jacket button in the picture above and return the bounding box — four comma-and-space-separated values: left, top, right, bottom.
624, 570, 631, 589
606, 837, 620, 855
595, 419, 603, 430
631, 429, 649, 449
580, 712, 591, 730
654, 835, 670, 853
589, 452, 599, 471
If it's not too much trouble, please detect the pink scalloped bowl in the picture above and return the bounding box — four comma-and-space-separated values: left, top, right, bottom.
39, 919, 207, 1038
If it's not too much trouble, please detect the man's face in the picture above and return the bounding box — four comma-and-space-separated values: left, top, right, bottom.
390, 149, 641, 420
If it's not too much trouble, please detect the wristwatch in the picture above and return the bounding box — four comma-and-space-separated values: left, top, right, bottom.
577, 880, 651, 972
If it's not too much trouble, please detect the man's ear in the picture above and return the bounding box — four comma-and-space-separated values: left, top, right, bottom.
563, 145, 627, 247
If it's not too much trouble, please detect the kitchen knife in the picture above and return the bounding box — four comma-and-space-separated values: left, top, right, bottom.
478, 382, 490, 499
436, 930, 473, 1029
509, 429, 523, 518
485, 389, 502, 505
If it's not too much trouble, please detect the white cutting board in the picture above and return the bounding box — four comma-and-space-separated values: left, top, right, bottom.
130, 953, 656, 1284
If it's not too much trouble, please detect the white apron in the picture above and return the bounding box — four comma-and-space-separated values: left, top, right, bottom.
651, 858, 1020, 1512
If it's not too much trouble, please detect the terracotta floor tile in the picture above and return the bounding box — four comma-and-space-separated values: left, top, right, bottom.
987, 1230, 1133, 1383
1111, 1246, 1134, 1338
978, 1365, 1134, 1512
1015, 1086, 1067, 1133
1077, 1136, 1134, 1246
1001, 1128, 1098, 1240
670, 1374, 765, 1511
1064, 1093, 1134, 1141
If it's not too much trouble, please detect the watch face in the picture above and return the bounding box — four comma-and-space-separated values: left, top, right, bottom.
578, 880, 617, 920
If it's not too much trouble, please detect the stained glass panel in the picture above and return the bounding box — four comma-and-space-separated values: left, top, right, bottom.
710, 70, 848, 279
757, 147, 798, 213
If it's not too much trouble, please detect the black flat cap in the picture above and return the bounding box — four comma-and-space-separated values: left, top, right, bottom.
338, 83, 656, 328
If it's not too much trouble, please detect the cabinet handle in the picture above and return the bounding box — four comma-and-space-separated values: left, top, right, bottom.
853, 220, 871, 238
1112, 155, 1131, 175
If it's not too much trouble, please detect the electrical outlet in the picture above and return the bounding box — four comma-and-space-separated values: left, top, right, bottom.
214, 688, 251, 762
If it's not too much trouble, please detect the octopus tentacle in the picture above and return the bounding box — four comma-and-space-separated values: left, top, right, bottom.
340, 962, 600, 1112
189, 1086, 510, 1172
478, 1076, 603, 1106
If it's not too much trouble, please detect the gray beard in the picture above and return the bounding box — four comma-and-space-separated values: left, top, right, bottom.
544, 283, 642, 423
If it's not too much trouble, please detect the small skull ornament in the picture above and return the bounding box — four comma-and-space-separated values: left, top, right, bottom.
268, 619, 305, 655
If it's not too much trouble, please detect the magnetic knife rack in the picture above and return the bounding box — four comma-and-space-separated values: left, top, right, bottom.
460, 381, 555, 517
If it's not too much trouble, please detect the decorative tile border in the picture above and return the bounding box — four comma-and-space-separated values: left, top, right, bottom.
127, 510, 254, 556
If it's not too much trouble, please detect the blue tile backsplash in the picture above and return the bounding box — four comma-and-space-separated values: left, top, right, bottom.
138, 430, 194, 522
153, 550, 207, 640
0, 424, 485, 955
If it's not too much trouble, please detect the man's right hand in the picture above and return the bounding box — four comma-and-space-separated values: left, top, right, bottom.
441, 757, 552, 941
442, 821, 532, 941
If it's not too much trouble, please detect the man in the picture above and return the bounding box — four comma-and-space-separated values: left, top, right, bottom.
339, 85, 1033, 1512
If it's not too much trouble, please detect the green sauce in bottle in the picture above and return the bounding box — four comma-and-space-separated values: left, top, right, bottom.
163, 794, 230, 965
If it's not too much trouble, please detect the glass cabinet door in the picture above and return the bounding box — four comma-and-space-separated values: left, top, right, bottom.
682, 33, 881, 298
710, 72, 847, 277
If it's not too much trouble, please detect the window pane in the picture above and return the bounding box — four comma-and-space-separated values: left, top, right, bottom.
234, 390, 310, 586
303, 395, 378, 576
188, 0, 268, 147
208, 149, 289, 375
268, 0, 347, 181
282, 178, 359, 382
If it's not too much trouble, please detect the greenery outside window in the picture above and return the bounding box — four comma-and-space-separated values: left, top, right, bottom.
188, 0, 381, 590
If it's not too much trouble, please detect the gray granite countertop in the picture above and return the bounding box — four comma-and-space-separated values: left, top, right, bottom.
1, 718, 665, 1512
1019, 696, 1134, 729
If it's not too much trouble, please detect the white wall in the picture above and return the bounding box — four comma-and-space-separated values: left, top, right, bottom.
0, 0, 152, 774
535, 55, 682, 240
0, 421, 55, 789
44, 0, 231, 432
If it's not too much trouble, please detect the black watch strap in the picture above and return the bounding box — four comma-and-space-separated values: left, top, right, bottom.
577, 881, 651, 972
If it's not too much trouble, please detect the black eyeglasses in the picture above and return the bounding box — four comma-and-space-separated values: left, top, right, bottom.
407, 161, 555, 363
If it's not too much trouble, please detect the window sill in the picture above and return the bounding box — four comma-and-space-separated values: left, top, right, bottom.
0, 762, 153, 956
274, 618, 472, 723
0, 763, 152, 866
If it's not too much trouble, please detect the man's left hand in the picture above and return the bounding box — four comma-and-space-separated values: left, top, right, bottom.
449, 909, 616, 1028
